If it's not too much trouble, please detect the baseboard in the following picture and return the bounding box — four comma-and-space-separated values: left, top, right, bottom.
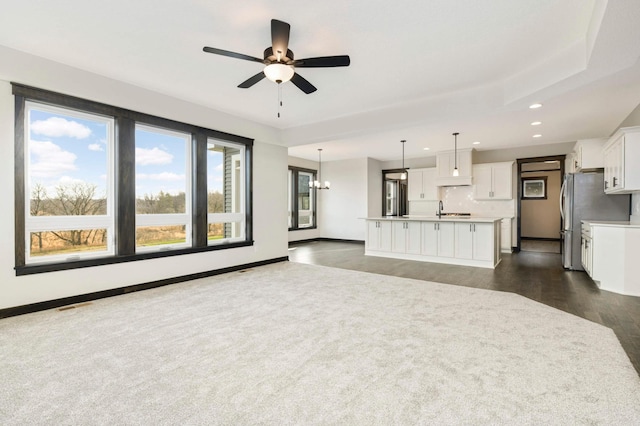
0, 256, 289, 320
289, 238, 364, 245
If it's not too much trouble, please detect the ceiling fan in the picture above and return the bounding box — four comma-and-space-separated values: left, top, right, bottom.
203, 19, 350, 94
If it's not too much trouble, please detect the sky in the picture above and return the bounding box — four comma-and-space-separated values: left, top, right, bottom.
27, 106, 224, 201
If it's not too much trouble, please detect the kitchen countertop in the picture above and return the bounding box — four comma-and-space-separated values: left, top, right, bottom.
582, 220, 640, 229
364, 216, 502, 223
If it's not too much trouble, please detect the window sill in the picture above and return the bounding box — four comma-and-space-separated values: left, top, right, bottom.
15, 240, 254, 276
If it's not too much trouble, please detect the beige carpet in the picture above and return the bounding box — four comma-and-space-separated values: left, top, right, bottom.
1, 262, 639, 424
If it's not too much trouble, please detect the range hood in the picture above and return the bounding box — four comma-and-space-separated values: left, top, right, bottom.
435, 148, 473, 186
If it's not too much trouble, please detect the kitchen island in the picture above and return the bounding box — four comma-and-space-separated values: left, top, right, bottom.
364, 216, 502, 269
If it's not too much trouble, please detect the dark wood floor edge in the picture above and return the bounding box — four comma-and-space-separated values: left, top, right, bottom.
289, 237, 364, 245
521, 237, 562, 242
0, 256, 289, 319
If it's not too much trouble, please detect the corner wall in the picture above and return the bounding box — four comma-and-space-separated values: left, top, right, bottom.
318, 158, 368, 241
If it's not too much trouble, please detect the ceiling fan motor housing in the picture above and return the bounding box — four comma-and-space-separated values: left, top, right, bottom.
264, 47, 294, 63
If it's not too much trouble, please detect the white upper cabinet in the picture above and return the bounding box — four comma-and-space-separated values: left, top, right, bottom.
472, 162, 514, 200
603, 126, 640, 194
436, 149, 473, 186
407, 168, 438, 201
574, 138, 606, 171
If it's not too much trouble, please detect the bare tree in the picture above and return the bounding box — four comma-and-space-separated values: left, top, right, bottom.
30, 183, 48, 251
48, 182, 107, 247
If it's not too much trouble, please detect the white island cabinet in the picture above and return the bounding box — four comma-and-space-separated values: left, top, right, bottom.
422, 221, 455, 258
364, 217, 501, 269
366, 220, 392, 252
454, 222, 494, 261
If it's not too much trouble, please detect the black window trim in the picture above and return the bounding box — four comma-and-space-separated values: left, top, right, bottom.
288, 165, 317, 231
13, 83, 254, 276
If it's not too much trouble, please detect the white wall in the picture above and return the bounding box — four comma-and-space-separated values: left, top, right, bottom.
319, 158, 368, 240
367, 158, 383, 217
0, 49, 288, 310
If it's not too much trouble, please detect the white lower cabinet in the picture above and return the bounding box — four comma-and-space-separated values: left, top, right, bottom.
421, 221, 455, 257
366, 220, 392, 252
584, 221, 640, 297
455, 222, 493, 261
365, 218, 501, 269
392, 221, 421, 254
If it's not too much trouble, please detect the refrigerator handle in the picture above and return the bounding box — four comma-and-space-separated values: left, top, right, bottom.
559, 177, 566, 221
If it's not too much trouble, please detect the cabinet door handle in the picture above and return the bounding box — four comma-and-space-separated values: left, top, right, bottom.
613, 177, 618, 187
575, 160, 578, 168
604, 180, 608, 190
470, 224, 472, 232
437, 223, 439, 230
434, 223, 437, 231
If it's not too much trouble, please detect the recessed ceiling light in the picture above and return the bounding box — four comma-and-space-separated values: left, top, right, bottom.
423, 147, 430, 151
531, 121, 542, 126
533, 134, 542, 138
472, 141, 480, 145
529, 103, 543, 109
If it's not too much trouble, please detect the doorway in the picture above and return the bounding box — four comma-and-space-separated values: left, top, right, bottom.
516, 155, 565, 253
382, 169, 408, 217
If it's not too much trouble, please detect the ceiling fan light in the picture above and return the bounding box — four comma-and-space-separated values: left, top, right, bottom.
264, 63, 294, 83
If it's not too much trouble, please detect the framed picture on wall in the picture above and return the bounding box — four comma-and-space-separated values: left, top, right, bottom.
522, 177, 547, 199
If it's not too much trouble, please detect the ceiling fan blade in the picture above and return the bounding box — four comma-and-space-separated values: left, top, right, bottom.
238, 72, 266, 88
203, 46, 265, 64
291, 55, 351, 68
291, 73, 317, 94
271, 19, 291, 61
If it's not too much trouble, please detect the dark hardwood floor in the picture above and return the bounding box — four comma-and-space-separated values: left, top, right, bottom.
288, 240, 640, 376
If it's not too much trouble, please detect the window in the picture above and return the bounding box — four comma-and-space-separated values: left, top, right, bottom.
288, 167, 316, 230
13, 84, 253, 275
135, 125, 191, 251
522, 177, 547, 199
207, 139, 245, 244
25, 102, 115, 263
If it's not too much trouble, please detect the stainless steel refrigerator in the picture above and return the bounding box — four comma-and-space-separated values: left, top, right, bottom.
560, 171, 630, 270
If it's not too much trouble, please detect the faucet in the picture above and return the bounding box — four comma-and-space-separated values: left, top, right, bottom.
437, 200, 443, 218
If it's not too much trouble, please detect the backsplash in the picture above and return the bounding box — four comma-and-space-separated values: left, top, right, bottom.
409, 186, 516, 218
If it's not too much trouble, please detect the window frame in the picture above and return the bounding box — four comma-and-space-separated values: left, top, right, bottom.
288, 166, 317, 231
24, 101, 116, 263
13, 83, 253, 276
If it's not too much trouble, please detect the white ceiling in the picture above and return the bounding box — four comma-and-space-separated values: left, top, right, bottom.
1, 0, 640, 162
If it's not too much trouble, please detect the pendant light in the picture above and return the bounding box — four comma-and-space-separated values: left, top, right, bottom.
452, 132, 460, 177
400, 139, 407, 180
309, 148, 330, 190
